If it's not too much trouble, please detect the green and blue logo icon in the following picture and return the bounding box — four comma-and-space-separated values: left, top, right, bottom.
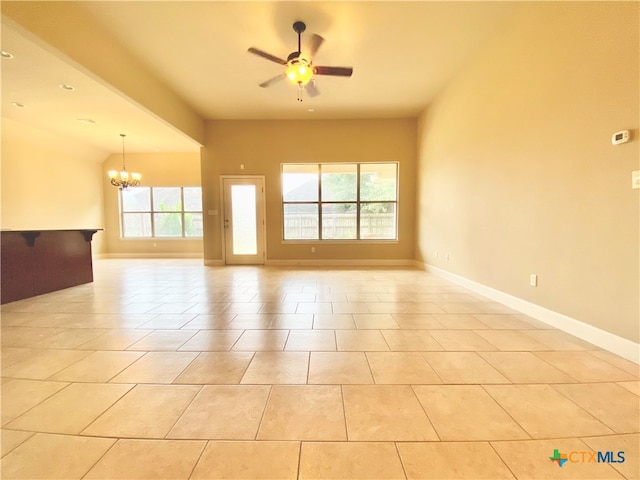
549, 449, 625, 468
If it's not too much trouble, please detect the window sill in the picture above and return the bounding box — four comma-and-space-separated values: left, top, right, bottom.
281, 239, 398, 245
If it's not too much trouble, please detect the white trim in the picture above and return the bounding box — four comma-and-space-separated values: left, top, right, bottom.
102, 253, 203, 259
417, 261, 639, 364
204, 259, 225, 266
266, 259, 415, 267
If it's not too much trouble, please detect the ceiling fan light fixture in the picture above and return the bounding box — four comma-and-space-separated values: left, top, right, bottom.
286, 58, 313, 85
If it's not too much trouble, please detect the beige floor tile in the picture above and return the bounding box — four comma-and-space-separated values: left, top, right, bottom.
413, 385, 529, 440
332, 302, 371, 314
232, 329, 289, 351
84, 439, 206, 479
308, 352, 374, 384
402, 302, 446, 314
1, 379, 68, 425
491, 438, 625, 479
168, 385, 270, 439
353, 313, 400, 329
191, 441, 300, 479
268, 313, 314, 329
392, 313, 443, 329
241, 352, 309, 384
0, 432, 115, 479
126, 329, 196, 350
83, 384, 200, 438
423, 352, 510, 384
432, 314, 489, 329
479, 351, 576, 383
343, 385, 438, 440
138, 314, 196, 329
313, 314, 356, 329
472, 314, 541, 330
1, 326, 67, 348
258, 302, 298, 314
485, 384, 614, 438
381, 330, 443, 351
367, 352, 442, 384
296, 302, 332, 314
0, 347, 44, 368
174, 352, 254, 384
617, 380, 640, 396
397, 441, 515, 479
75, 329, 153, 350
2, 349, 93, 380
257, 385, 346, 440
522, 329, 596, 350
284, 330, 336, 351
553, 383, 640, 433
5, 383, 133, 434
336, 330, 390, 351
110, 351, 198, 384
49, 350, 144, 382
429, 330, 498, 351
227, 314, 272, 329
535, 351, 637, 382
181, 314, 236, 329
475, 329, 549, 351
223, 303, 265, 314
299, 442, 405, 479
588, 350, 640, 376
177, 329, 244, 351
581, 433, 639, 480
30, 328, 107, 349
1, 429, 35, 457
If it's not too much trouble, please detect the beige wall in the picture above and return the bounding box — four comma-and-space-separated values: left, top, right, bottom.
1, 118, 107, 253
201, 119, 417, 264
102, 151, 203, 256
416, 3, 639, 342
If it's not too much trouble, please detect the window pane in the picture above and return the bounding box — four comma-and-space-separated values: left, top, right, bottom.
284, 204, 318, 239
282, 164, 319, 202
321, 164, 357, 201
185, 213, 203, 237
122, 212, 152, 237
360, 203, 397, 239
153, 187, 181, 212
231, 185, 257, 255
183, 187, 202, 212
154, 212, 183, 237
122, 187, 150, 211
322, 203, 356, 239
360, 163, 397, 201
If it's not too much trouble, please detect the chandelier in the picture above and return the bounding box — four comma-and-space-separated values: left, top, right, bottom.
108, 133, 141, 189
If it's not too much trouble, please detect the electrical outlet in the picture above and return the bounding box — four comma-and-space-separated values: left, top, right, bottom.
446, 253, 450, 261
632, 170, 640, 189
311, 247, 315, 253
530, 274, 538, 287
435, 251, 439, 259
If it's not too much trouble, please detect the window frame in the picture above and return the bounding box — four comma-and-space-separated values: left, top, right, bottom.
281, 162, 399, 242
119, 186, 203, 239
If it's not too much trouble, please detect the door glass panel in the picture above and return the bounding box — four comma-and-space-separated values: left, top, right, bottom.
231, 185, 257, 255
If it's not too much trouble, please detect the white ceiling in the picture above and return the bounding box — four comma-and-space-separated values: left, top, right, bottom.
1, 1, 520, 153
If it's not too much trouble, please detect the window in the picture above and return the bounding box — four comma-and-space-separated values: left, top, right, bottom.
120, 186, 203, 238
282, 163, 398, 240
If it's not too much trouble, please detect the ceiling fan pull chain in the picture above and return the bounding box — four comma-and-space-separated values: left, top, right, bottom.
297, 84, 303, 102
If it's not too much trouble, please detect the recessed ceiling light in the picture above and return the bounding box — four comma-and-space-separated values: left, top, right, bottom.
307, 108, 315, 112
11, 102, 24, 108
59, 84, 75, 91
77, 118, 96, 124
1, 51, 14, 59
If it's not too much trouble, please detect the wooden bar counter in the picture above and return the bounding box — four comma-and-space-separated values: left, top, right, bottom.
1, 229, 101, 304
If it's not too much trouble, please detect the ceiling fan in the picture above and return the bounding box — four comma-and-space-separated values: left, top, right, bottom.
248, 21, 353, 101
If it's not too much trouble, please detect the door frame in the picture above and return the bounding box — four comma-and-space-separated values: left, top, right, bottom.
219, 175, 267, 265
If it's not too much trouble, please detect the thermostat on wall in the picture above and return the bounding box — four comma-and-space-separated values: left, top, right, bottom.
611, 130, 630, 145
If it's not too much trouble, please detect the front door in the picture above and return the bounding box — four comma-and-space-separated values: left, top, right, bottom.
222, 177, 265, 265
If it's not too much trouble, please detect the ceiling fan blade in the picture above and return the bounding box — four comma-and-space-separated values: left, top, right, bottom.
308, 34, 324, 58
259, 74, 286, 88
247, 47, 287, 65
305, 80, 320, 97
313, 66, 353, 77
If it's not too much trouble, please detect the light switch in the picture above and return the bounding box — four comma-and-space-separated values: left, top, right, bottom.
208, 209, 218, 216
632, 171, 640, 190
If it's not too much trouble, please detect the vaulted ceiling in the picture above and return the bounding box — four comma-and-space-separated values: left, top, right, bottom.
1, 1, 520, 153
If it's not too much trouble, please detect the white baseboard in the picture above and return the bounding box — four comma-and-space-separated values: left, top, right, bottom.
419, 262, 640, 365
101, 253, 203, 259
266, 259, 416, 267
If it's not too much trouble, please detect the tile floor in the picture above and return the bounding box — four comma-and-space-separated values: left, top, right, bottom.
1, 259, 638, 479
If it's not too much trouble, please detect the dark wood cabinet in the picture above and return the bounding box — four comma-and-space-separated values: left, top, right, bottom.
1, 229, 100, 304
